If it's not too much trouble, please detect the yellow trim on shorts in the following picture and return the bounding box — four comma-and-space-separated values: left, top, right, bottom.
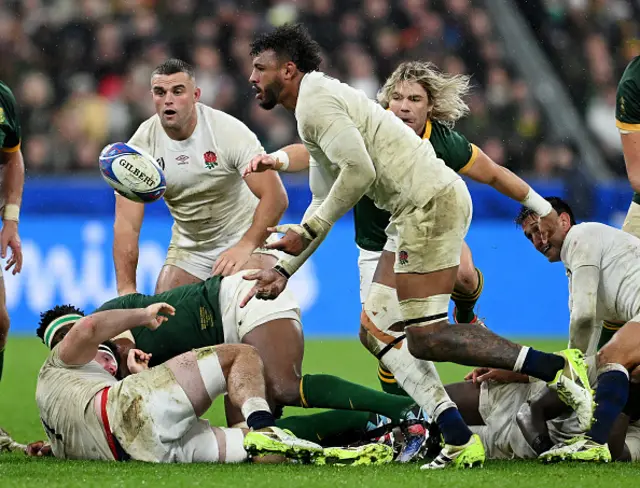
1, 141, 20, 153
299, 378, 309, 408
617, 119, 640, 132
458, 144, 480, 175
378, 365, 395, 378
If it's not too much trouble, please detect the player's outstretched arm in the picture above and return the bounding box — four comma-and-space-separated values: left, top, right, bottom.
113, 194, 144, 295
462, 148, 556, 239
243, 144, 311, 177
58, 303, 175, 366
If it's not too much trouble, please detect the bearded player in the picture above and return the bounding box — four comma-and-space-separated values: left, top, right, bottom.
243, 23, 594, 469
245, 60, 559, 400
0, 81, 24, 386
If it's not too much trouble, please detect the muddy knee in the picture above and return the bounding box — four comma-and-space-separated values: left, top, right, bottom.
269, 374, 302, 407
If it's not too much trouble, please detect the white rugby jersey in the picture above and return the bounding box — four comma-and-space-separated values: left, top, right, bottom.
561, 222, 640, 351
36, 346, 116, 460
295, 71, 459, 218
128, 103, 264, 253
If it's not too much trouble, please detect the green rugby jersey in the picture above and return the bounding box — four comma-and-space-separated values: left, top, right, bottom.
616, 56, 640, 204
95, 277, 225, 366
0, 82, 21, 154
354, 119, 479, 251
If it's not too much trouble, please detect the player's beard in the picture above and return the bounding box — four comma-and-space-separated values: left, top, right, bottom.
259, 80, 283, 110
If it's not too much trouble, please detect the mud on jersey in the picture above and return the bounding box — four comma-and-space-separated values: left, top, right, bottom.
354, 119, 478, 251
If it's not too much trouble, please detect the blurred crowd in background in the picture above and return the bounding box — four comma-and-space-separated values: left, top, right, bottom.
0, 0, 637, 181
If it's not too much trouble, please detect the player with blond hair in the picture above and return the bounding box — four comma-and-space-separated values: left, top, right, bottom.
243, 24, 594, 469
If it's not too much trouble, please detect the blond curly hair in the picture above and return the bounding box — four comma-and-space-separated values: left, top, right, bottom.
377, 61, 471, 127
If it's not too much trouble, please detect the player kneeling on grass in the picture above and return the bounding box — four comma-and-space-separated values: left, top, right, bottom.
33, 302, 326, 464
515, 196, 640, 462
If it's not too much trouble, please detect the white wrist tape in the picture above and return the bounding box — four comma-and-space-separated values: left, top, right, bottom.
270, 150, 290, 171
3, 204, 20, 222
520, 189, 552, 217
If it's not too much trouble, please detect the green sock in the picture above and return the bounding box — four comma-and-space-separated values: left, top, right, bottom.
277, 410, 371, 444
0, 347, 4, 382
452, 267, 483, 323
300, 374, 414, 422
377, 363, 410, 397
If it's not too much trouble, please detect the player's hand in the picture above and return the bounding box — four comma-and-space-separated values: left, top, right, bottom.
538, 209, 558, 245
239, 268, 288, 308
26, 441, 52, 457
127, 348, 152, 374
264, 225, 312, 256
465, 367, 530, 384
1, 220, 22, 275
212, 241, 254, 277
243, 154, 280, 178
143, 302, 175, 330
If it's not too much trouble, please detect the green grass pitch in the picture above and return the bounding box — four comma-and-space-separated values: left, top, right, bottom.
1, 337, 635, 487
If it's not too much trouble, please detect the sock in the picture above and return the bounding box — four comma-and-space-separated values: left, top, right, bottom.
0, 348, 3, 382
276, 410, 371, 444
436, 407, 473, 446
378, 363, 410, 397
241, 397, 275, 430
587, 367, 630, 444
246, 411, 276, 430
518, 347, 566, 382
451, 268, 483, 323
531, 434, 553, 455
300, 374, 414, 423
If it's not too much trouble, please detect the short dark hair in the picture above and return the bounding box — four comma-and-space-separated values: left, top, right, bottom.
36, 304, 85, 348
250, 23, 322, 73
515, 196, 576, 227
152, 58, 195, 79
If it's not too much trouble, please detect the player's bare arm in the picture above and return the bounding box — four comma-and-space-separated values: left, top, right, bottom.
462, 148, 557, 242
0, 147, 24, 274
244, 143, 310, 177
212, 169, 288, 277
113, 194, 145, 295
58, 303, 174, 366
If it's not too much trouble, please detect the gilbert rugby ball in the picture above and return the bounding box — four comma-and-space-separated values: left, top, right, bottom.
99, 142, 166, 203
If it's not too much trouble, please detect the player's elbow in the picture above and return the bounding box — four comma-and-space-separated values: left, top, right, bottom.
355, 164, 376, 193
629, 172, 640, 194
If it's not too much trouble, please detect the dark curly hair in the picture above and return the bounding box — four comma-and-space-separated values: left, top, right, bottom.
36, 304, 85, 348
250, 23, 322, 73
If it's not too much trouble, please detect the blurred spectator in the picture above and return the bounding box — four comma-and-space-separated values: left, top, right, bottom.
1, 0, 581, 181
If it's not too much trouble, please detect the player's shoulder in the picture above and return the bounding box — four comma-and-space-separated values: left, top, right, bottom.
0, 81, 17, 104
621, 56, 640, 84
197, 103, 253, 134
567, 222, 619, 245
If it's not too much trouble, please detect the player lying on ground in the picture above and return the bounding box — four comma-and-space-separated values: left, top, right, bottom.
33, 301, 336, 463
243, 23, 594, 469
36, 268, 431, 462
516, 196, 640, 462
0, 81, 26, 385
244, 59, 562, 398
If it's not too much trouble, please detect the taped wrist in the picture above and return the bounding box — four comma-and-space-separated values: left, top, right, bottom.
520, 189, 552, 218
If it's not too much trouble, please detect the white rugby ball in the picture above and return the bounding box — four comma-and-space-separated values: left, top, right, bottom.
99, 142, 166, 203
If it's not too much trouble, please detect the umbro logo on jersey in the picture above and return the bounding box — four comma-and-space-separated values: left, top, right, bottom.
176, 154, 189, 165
156, 157, 165, 170
204, 151, 218, 170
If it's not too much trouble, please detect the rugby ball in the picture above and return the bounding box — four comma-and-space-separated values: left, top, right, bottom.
99, 142, 166, 203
